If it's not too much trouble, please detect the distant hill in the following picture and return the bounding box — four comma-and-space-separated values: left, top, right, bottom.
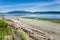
0, 11, 60, 15
33, 11, 60, 14
0, 11, 31, 15
8, 11, 60, 14
8, 11, 31, 14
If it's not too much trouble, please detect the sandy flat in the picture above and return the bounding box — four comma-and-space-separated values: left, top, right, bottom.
19, 18, 60, 40
19, 18, 60, 33
4, 16, 60, 40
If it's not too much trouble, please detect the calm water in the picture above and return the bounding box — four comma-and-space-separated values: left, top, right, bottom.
0, 13, 60, 18
21, 14, 60, 18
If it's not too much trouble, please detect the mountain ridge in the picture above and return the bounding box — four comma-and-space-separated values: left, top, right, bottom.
0, 11, 60, 14
8, 11, 60, 14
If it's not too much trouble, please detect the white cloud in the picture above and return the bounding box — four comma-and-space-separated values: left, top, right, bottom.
0, 0, 60, 12
0, 0, 59, 8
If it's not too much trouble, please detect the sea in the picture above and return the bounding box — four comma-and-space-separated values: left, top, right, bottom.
0, 13, 60, 18
20, 14, 60, 18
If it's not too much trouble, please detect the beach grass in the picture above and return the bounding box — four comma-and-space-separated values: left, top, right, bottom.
13, 28, 26, 40
19, 31, 26, 40
0, 19, 9, 40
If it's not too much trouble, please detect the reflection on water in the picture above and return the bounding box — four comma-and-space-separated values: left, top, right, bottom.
21, 14, 60, 18
0, 13, 60, 18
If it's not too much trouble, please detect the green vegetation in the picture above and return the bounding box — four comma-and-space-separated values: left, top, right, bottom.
37, 18, 60, 23
23, 17, 60, 23
13, 28, 26, 40
19, 31, 26, 40
23, 17, 35, 19
0, 19, 9, 40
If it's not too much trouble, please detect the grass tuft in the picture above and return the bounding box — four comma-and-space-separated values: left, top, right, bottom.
19, 31, 26, 40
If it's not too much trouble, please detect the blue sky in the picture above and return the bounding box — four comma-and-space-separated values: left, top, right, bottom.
0, 0, 60, 13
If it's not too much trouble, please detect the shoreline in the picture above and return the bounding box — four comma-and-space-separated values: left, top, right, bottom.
22, 17, 60, 24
